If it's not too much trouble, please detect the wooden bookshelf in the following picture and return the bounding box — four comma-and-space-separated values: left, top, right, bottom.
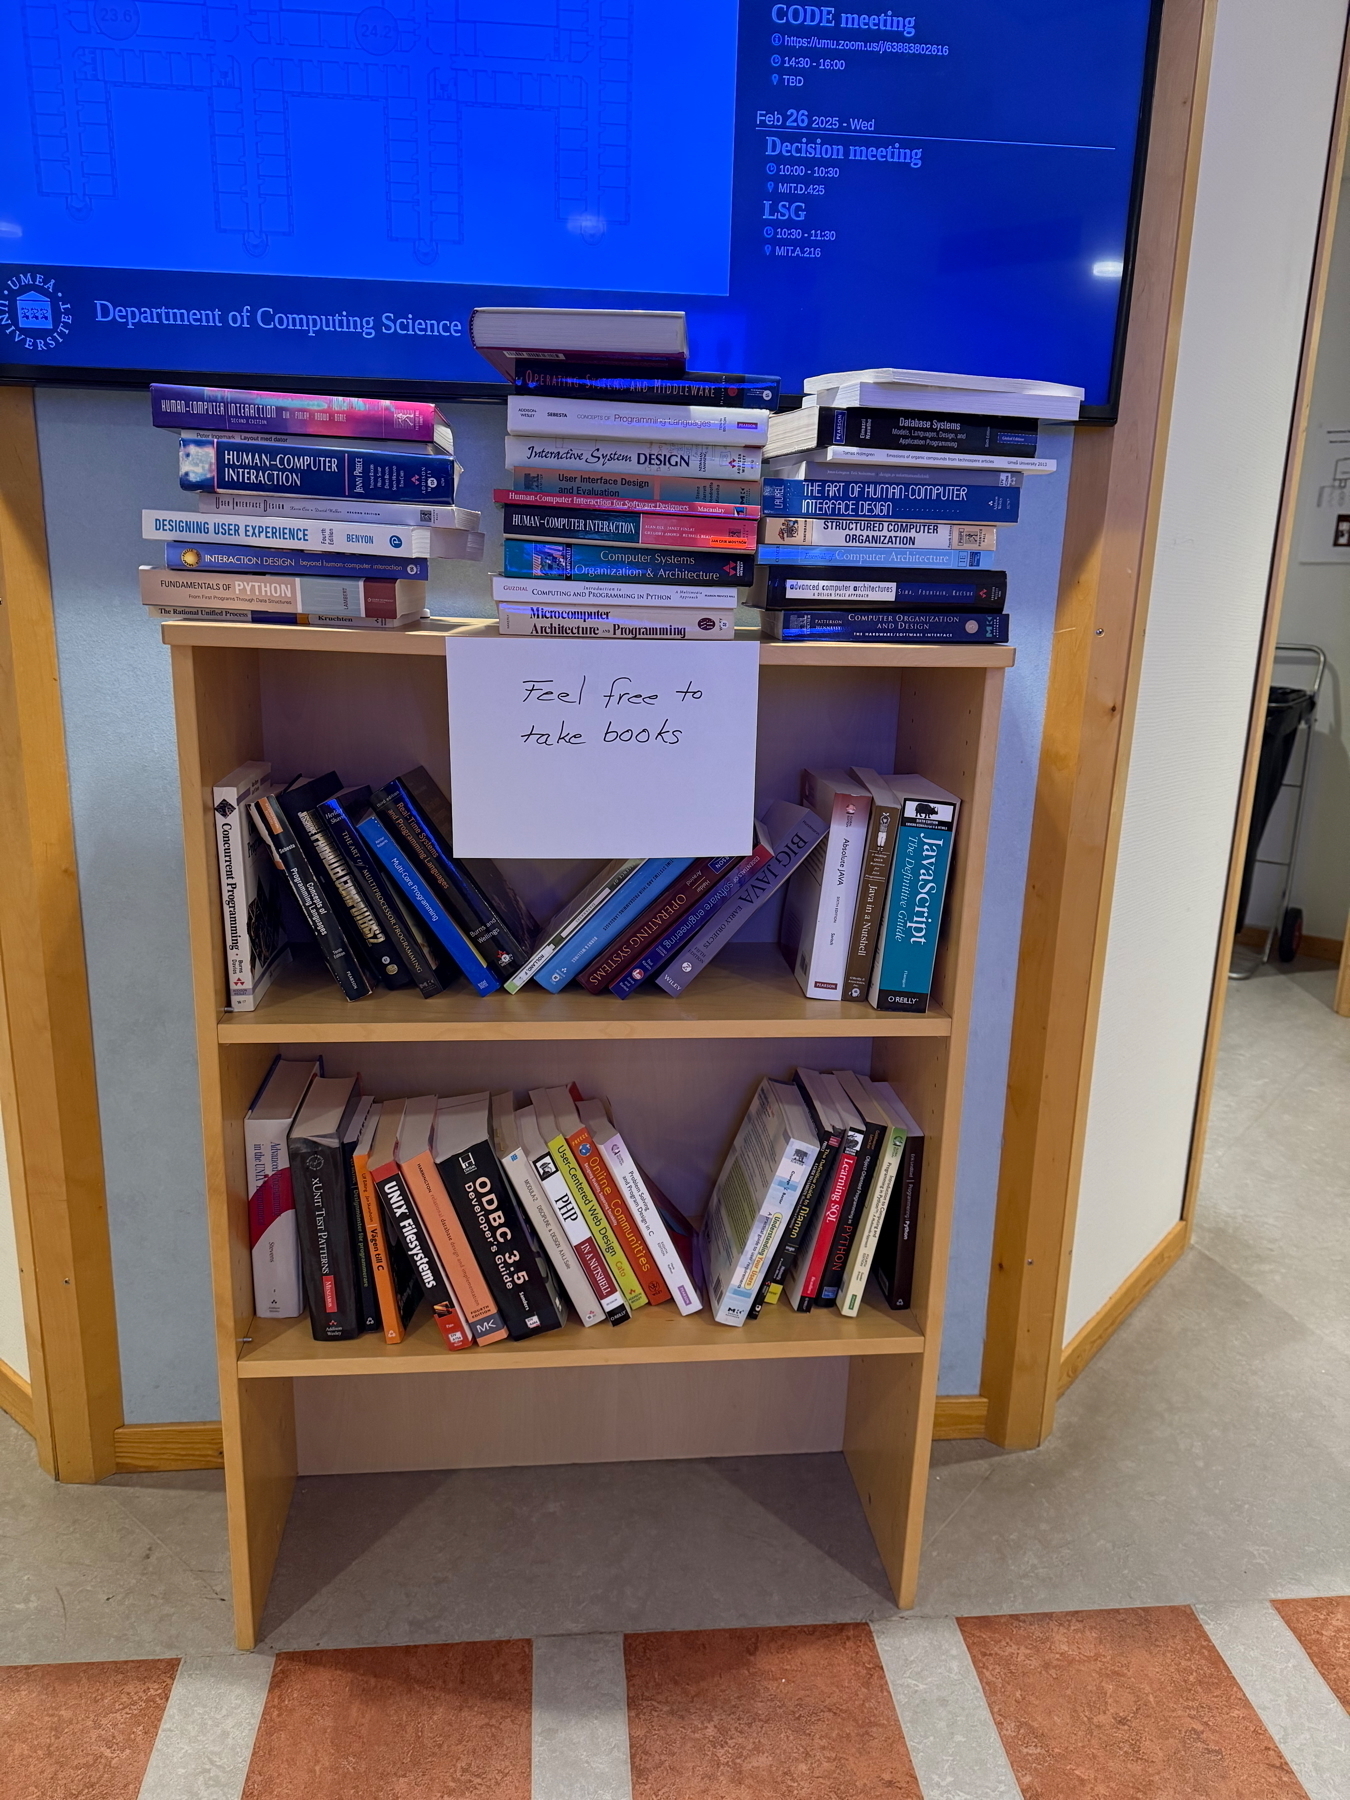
166, 617, 1008, 1648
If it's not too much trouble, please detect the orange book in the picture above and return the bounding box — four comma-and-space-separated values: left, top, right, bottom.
354, 1103, 416, 1345
369, 1101, 472, 1352
396, 1095, 509, 1345
563, 1101, 671, 1306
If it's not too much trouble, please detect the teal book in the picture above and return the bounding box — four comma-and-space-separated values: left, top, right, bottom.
868, 776, 961, 1014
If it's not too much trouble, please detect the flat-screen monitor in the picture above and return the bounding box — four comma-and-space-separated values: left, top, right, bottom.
0, 0, 1161, 414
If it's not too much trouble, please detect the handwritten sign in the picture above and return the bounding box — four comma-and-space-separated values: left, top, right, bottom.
446, 639, 760, 858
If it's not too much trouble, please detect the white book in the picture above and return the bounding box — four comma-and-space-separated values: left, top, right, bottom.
517, 1104, 628, 1323
803, 365, 1083, 402
780, 769, 872, 1000
831, 1070, 907, 1317
508, 394, 770, 448
803, 380, 1080, 422
700, 1078, 820, 1326
759, 518, 997, 551
766, 446, 1057, 474
497, 604, 734, 640
196, 492, 481, 531
245, 1058, 318, 1317
142, 508, 481, 559
576, 1099, 702, 1315
470, 304, 688, 376
493, 576, 739, 609
213, 761, 289, 1009
507, 436, 762, 477
491, 1093, 598, 1327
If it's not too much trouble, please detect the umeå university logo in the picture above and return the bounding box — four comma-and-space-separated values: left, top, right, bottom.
1, 272, 73, 352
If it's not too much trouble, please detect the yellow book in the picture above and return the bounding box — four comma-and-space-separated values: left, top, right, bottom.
532, 1087, 646, 1310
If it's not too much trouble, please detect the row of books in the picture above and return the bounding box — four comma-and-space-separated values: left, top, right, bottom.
479, 307, 774, 641
247, 1060, 924, 1342
137, 382, 483, 630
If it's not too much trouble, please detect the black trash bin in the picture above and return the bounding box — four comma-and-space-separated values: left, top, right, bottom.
1235, 683, 1318, 934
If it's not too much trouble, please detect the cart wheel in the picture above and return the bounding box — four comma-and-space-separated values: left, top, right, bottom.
1278, 906, 1303, 963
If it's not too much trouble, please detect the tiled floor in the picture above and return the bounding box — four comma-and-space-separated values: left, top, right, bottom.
0, 962, 1347, 1797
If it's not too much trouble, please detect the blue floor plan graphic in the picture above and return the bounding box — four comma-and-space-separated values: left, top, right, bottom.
4, 0, 737, 291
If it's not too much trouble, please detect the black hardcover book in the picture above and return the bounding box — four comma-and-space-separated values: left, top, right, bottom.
817, 408, 1040, 456
340, 1097, 381, 1333
370, 1163, 471, 1347
288, 1076, 365, 1340
753, 570, 1007, 611
435, 1106, 563, 1340
872, 1109, 926, 1312
513, 363, 780, 410
816, 1115, 886, 1307
747, 1072, 842, 1320
315, 791, 450, 999
282, 776, 412, 992
764, 610, 1011, 645
249, 793, 372, 1001
396, 765, 539, 953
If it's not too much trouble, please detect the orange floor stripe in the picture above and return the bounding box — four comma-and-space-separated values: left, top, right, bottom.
960, 1606, 1307, 1800
1273, 1597, 1350, 1710
241, 1641, 532, 1800
0, 1658, 178, 1800
624, 1623, 921, 1800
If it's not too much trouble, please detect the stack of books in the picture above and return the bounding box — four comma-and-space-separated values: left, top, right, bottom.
755, 366, 1082, 643
471, 306, 775, 639
138, 383, 483, 631
245, 1061, 925, 1341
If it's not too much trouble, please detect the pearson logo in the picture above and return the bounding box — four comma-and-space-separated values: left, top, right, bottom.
1, 272, 72, 353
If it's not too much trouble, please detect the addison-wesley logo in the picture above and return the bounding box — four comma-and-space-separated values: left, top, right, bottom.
1, 272, 72, 352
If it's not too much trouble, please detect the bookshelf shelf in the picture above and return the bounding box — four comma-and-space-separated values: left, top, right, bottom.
218, 946, 954, 1044
238, 1291, 924, 1379
167, 619, 1009, 1647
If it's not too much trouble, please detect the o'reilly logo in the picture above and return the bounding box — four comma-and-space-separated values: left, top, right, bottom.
902, 798, 955, 827
1, 272, 72, 352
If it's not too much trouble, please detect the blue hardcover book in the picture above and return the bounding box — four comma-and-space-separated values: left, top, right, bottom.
164, 543, 429, 580
610, 852, 769, 997
180, 437, 455, 500
502, 540, 756, 586
533, 859, 693, 990
764, 611, 1010, 644
757, 545, 994, 569
869, 779, 960, 1014
762, 476, 1021, 522
357, 817, 500, 995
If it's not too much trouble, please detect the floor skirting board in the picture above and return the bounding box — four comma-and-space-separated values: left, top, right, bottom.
1236, 925, 1342, 961
0, 1356, 34, 1437
1059, 1220, 1189, 1396
113, 1422, 226, 1473
931, 1395, 989, 1439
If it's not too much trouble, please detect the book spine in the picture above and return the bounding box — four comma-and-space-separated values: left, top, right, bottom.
146, 507, 457, 557
566, 1126, 670, 1305
817, 1123, 884, 1305
195, 493, 479, 528
806, 444, 1054, 473
760, 519, 995, 549
703, 1149, 804, 1327
502, 541, 756, 586
843, 797, 902, 1003
369, 787, 523, 975
353, 1147, 410, 1344
871, 813, 957, 1012
610, 849, 772, 996
343, 1143, 382, 1333
148, 606, 298, 625
761, 478, 1021, 522
751, 1128, 841, 1317
756, 570, 1006, 609
502, 867, 641, 995
180, 437, 455, 499
509, 437, 763, 477
757, 545, 994, 570
577, 858, 737, 992
247, 1108, 305, 1318
766, 612, 1011, 644
357, 818, 500, 995
788, 789, 869, 1000
838, 1127, 906, 1317
289, 1138, 361, 1339
507, 395, 770, 446
214, 773, 286, 1009
502, 505, 757, 553
141, 566, 424, 616
249, 797, 372, 1001
291, 804, 410, 991
655, 822, 825, 996
315, 801, 446, 998
874, 1132, 924, 1310
497, 608, 734, 640
152, 386, 436, 440
494, 578, 739, 609
823, 407, 1040, 457
372, 1165, 473, 1349
787, 1139, 858, 1311
534, 860, 692, 991
547, 1133, 646, 1310
500, 1146, 602, 1326
439, 1144, 563, 1338
402, 1152, 508, 1343
497, 484, 761, 517
585, 1124, 701, 1315
165, 543, 429, 580
514, 367, 780, 408
527, 1145, 629, 1323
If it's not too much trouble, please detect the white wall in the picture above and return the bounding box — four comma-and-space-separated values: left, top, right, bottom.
0, 1107, 28, 1380
1067, 0, 1347, 1339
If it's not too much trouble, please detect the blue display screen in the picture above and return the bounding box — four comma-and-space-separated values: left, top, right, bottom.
0, 0, 1158, 408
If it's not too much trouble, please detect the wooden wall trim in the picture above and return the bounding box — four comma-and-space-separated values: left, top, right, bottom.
980, 0, 1217, 1451
0, 1356, 35, 1438
0, 386, 123, 1481
113, 1422, 225, 1473
1180, 28, 1350, 1231
1057, 1221, 1188, 1396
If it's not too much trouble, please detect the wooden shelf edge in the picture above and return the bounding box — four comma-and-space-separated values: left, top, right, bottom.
218, 1009, 953, 1045
237, 1299, 925, 1378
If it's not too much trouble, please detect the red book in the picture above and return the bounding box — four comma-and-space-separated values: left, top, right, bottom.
493, 488, 760, 520
558, 1100, 671, 1307
786, 1146, 857, 1312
